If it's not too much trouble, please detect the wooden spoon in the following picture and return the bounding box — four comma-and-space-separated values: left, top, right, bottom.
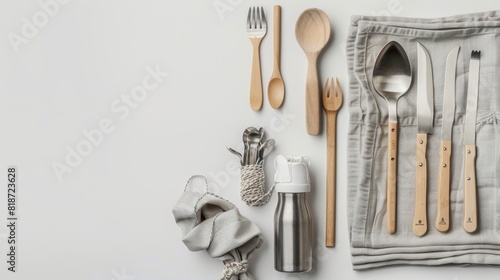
268, 5, 285, 109
295, 8, 331, 135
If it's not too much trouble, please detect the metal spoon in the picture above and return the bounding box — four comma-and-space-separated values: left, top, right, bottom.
258, 127, 265, 145
243, 127, 260, 165
257, 139, 275, 164
372, 41, 412, 234
247, 130, 262, 165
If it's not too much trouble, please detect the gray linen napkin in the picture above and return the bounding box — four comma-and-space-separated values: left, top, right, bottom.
347, 10, 500, 269
173, 175, 263, 279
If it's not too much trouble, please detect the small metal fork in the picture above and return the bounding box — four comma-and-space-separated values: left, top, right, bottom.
322, 77, 343, 248
246, 6, 267, 111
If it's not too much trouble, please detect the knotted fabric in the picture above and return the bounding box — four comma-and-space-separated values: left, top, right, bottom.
173, 175, 263, 279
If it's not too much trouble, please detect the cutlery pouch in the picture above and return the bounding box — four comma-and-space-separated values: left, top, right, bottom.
172, 175, 263, 279
347, 10, 500, 269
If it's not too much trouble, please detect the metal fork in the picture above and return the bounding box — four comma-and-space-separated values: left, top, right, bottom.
246, 6, 267, 111
322, 77, 343, 247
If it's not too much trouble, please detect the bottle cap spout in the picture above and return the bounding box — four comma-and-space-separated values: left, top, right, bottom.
274, 155, 311, 193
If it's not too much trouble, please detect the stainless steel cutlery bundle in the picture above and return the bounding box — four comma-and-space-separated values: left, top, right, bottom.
373, 42, 482, 235
227, 127, 276, 206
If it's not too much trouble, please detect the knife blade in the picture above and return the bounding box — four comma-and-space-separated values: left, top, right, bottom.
463, 50, 481, 233
413, 42, 434, 237
435, 46, 460, 233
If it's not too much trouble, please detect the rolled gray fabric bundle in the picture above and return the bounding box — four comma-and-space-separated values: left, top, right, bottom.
172, 175, 263, 279
347, 10, 500, 269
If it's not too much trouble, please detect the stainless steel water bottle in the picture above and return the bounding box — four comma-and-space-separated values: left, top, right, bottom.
274, 155, 312, 273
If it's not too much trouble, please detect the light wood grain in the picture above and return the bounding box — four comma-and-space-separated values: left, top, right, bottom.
249, 37, 263, 111
267, 5, 285, 109
413, 133, 428, 237
306, 53, 320, 135
322, 77, 342, 247
436, 141, 451, 232
295, 8, 330, 135
463, 144, 477, 233
387, 122, 398, 234
273, 6, 280, 67
325, 111, 337, 247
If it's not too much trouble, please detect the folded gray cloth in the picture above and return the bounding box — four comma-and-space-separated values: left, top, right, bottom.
347, 10, 500, 269
173, 175, 263, 279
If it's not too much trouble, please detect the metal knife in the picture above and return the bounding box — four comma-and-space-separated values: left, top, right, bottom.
413, 42, 433, 237
435, 46, 460, 232
463, 50, 481, 233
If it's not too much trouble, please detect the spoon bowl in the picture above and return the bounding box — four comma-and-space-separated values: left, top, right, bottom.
257, 139, 275, 164
295, 9, 331, 53
373, 42, 412, 112
268, 77, 285, 108
372, 41, 412, 234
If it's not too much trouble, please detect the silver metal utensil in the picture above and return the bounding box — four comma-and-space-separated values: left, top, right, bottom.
435, 46, 460, 233
243, 127, 259, 165
413, 42, 434, 237
463, 50, 481, 233
372, 41, 412, 234
227, 146, 244, 165
247, 130, 262, 165
257, 139, 275, 164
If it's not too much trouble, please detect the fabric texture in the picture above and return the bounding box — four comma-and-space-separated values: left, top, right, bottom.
347, 11, 500, 269
172, 175, 263, 279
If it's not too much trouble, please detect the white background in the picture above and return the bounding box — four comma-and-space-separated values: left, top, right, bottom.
1, 0, 499, 279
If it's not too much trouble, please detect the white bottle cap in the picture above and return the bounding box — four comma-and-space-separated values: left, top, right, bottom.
274, 155, 311, 193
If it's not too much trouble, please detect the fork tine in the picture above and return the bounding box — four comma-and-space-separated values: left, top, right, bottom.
329, 78, 334, 98
250, 7, 255, 29
246, 7, 252, 29
257, 7, 262, 29
323, 78, 329, 98
260, 7, 267, 29
335, 78, 343, 98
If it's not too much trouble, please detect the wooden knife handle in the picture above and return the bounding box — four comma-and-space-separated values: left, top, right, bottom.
463, 144, 477, 233
325, 112, 337, 247
436, 141, 451, 232
413, 133, 428, 236
305, 53, 320, 135
249, 38, 263, 111
387, 122, 398, 234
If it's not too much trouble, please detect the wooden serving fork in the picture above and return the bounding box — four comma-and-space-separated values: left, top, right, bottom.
322, 77, 343, 247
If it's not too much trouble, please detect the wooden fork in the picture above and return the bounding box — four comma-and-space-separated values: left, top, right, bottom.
322, 77, 343, 247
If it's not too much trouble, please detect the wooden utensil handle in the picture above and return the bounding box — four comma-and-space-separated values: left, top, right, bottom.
250, 38, 263, 111
273, 6, 281, 67
413, 133, 428, 237
463, 144, 477, 233
387, 121, 398, 234
436, 141, 451, 232
325, 112, 337, 247
306, 54, 320, 135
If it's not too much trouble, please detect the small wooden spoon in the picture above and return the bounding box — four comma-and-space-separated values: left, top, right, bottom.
295, 8, 331, 135
268, 5, 285, 109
